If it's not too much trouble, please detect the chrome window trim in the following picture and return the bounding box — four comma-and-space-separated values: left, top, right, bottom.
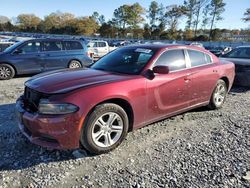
150, 47, 188, 73
150, 47, 214, 74
185, 48, 214, 68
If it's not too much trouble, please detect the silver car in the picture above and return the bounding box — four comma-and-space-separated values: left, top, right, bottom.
220, 46, 250, 87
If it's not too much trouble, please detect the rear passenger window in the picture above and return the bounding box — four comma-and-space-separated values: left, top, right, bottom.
188, 50, 211, 67
64, 41, 83, 50
42, 41, 62, 51
98, 42, 106, 47
205, 54, 212, 63
155, 49, 186, 71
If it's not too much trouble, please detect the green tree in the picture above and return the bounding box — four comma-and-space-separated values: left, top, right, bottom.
193, 0, 210, 37
91, 12, 105, 25
0, 16, 10, 24
184, 0, 196, 30
16, 14, 41, 31
75, 17, 99, 36
43, 12, 75, 33
165, 5, 186, 40
207, 0, 226, 40
242, 8, 250, 22
148, 1, 160, 26
201, 4, 210, 29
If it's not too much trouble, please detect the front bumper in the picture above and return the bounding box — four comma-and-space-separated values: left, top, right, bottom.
15, 98, 82, 150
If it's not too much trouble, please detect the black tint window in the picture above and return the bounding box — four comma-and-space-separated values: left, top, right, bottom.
64, 41, 83, 50
98, 42, 106, 47
42, 41, 62, 51
91, 48, 156, 74
224, 48, 250, 58
188, 50, 208, 67
155, 49, 186, 71
19, 42, 40, 53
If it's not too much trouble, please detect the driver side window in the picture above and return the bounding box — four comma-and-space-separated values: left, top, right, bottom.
154, 49, 186, 72
18, 42, 41, 54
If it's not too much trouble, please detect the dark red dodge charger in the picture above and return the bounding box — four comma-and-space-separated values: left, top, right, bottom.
16, 44, 235, 154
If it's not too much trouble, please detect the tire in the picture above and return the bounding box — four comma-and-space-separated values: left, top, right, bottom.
68, 60, 82, 69
80, 103, 129, 154
0, 64, 15, 80
208, 79, 227, 110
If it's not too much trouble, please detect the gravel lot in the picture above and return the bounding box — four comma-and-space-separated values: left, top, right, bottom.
0, 77, 249, 188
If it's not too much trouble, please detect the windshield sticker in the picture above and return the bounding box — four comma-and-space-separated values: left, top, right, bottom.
135, 48, 152, 53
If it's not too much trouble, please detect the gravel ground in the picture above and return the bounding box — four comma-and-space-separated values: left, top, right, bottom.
0, 77, 249, 188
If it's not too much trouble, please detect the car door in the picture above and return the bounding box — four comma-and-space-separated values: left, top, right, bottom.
63, 41, 85, 64
40, 41, 65, 71
185, 49, 219, 105
146, 49, 192, 122
11, 41, 42, 74
220, 47, 250, 71
97, 42, 108, 57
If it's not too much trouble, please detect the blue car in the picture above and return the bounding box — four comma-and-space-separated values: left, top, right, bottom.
0, 39, 93, 80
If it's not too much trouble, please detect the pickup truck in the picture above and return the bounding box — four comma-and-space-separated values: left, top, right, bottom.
86, 40, 117, 61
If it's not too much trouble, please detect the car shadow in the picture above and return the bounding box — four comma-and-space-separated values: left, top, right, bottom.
0, 103, 92, 171
229, 85, 250, 94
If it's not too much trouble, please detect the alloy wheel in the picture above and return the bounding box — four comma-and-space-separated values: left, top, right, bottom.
91, 112, 123, 148
214, 83, 226, 106
0, 66, 11, 79
69, 61, 81, 68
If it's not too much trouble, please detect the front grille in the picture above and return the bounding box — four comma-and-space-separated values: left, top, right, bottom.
23, 87, 46, 113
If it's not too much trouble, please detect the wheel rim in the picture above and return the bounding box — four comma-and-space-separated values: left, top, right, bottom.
91, 112, 124, 148
214, 83, 226, 106
69, 61, 81, 68
0, 66, 11, 79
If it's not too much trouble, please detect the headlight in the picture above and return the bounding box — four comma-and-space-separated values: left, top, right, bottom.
38, 99, 79, 115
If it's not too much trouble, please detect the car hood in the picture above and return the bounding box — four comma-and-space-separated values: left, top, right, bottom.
25, 68, 134, 94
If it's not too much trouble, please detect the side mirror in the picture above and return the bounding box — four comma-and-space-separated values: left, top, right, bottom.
152, 65, 170, 74
13, 49, 23, 54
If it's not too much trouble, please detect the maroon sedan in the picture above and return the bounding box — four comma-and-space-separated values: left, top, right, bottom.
16, 45, 235, 154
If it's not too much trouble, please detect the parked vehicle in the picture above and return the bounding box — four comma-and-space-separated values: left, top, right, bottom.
220, 46, 250, 87
16, 44, 235, 154
0, 41, 14, 52
86, 40, 117, 61
206, 46, 232, 57
0, 39, 92, 80
190, 42, 204, 48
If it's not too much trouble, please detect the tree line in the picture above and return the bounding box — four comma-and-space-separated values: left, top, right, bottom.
0, 1, 249, 41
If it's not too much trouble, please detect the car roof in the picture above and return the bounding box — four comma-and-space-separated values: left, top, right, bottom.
123, 44, 207, 51
236, 46, 250, 48
24, 38, 82, 42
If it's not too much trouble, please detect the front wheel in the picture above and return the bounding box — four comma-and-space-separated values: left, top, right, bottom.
208, 79, 227, 109
80, 103, 129, 154
0, 64, 15, 80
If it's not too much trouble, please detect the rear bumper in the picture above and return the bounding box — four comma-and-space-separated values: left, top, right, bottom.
15, 98, 81, 150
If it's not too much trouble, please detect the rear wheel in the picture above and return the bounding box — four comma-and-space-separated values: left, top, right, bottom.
80, 103, 129, 154
0, 64, 15, 80
69, 60, 82, 69
208, 79, 227, 109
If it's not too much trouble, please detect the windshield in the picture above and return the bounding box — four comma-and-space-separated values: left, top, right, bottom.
91, 47, 156, 75
221, 47, 250, 58
3, 41, 23, 53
